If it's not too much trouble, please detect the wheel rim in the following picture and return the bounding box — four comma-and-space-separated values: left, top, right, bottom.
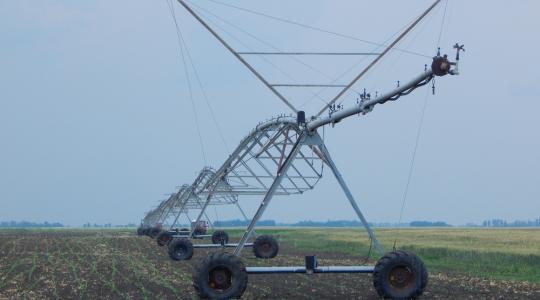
260, 242, 272, 256
218, 234, 226, 243
388, 265, 415, 290
175, 245, 186, 257
209, 266, 232, 292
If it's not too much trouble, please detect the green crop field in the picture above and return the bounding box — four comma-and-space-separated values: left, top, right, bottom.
0, 228, 539, 299
253, 227, 540, 283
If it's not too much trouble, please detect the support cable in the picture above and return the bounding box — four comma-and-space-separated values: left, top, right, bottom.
237, 52, 381, 56
177, 0, 298, 113
316, 0, 442, 117
298, 14, 419, 109
437, 0, 449, 48
167, 0, 208, 165
188, 2, 334, 106
396, 86, 430, 231
203, 0, 431, 58
171, 3, 230, 152
368, 3, 440, 97
394, 2, 449, 249
189, 0, 433, 113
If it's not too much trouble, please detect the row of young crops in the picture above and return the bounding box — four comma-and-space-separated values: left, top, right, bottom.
1, 228, 539, 299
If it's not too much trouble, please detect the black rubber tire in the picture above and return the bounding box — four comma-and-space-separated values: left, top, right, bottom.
373, 250, 428, 300
193, 252, 248, 300
136, 227, 143, 236
149, 226, 161, 239
168, 238, 194, 261
156, 231, 173, 247
211, 230, 229, 245
142, 228, 150, 236
252, 235, 279, 259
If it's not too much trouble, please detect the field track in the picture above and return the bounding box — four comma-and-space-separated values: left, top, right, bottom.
0, 229, 539, 299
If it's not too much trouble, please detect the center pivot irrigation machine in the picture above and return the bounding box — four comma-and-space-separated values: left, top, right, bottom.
143, 0, 463, 299
155, 167, 278, 261
139, 170, 221, 239
139, 164, 286, 260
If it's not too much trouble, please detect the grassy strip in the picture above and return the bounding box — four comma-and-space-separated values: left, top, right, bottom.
225, 228, 540, 283
401, 245, 540, 283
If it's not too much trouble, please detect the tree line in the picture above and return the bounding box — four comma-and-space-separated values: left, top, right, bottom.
0, 221, 64, 228
2, 218, 539, 228
481, 218, 540, 227
212, 219, 452, 227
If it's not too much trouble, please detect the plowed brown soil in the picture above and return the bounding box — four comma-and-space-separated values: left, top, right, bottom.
0, 230, 538, 299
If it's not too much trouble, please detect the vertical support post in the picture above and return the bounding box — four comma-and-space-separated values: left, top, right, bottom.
204, 211, 214, 229
235, 201, 256, 238
170, 193, 189, 230
190, 184, 218, 238
318, 140, 385, 256
233, 134, 305, 256
235, 202, 250, 224
161, 201, 177, 229
157, 196, 173, 224
169, 208, 183, 230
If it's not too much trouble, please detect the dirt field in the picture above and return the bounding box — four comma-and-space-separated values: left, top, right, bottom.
0, 229, 539, 299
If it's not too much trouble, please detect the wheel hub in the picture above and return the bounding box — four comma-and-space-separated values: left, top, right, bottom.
209, 267, 232, 291
389, 266, 414, 289
261, 242, 272, 254
175, 246, 185, 256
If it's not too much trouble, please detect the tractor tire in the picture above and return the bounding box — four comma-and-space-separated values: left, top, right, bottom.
136, 227, 143, 236
211, 230, 229, 245
168, 238, 194, 261
149, 227, 161, 238
157, 231, 173, 247
252, 235, 279, 259
143, 228, 150, 236
193, 252, 247, 300
373, 250, 428, 300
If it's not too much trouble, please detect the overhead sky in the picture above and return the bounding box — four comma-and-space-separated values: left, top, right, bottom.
1, 0, 539, 226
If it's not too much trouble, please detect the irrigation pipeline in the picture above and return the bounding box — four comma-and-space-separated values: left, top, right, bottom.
307, 69, 435, 131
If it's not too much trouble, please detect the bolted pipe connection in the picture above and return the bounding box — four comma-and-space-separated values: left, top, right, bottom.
431, 55, 451, 76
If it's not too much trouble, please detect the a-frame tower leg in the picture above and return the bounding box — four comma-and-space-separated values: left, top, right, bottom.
316, 134, 384, 256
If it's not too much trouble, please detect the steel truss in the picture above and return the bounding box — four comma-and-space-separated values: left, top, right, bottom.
141, 167, 252, 239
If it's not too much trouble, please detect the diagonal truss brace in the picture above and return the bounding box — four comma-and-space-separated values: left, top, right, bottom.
176, 0, 440, 117
233, 132, 384, 257
176, 0, 298, 113
315, 0, 442, 117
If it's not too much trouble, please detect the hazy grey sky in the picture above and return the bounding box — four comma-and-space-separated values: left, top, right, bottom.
1, 0, 539, 226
